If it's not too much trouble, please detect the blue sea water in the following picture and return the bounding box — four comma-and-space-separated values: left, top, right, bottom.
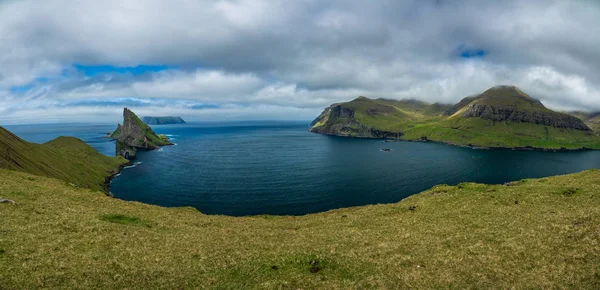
6, 122, 600, 216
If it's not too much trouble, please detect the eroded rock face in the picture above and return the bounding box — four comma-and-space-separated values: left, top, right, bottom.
110, 108, 172, 159
116, 141, 136, 160
310, 105, 403, 138
460, 103, 591, 131
448, 86, 592, 131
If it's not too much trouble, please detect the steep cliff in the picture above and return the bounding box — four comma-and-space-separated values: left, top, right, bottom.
111, 108, 172, 159
116, 141, 136, 160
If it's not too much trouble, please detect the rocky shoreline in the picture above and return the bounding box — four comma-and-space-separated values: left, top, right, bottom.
103, 162, 130, 196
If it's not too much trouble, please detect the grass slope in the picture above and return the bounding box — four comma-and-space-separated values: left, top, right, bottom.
0, 126, 127, 192
2, 168, 600, 288
337, 97, 447, 132
403, 117, 600, 149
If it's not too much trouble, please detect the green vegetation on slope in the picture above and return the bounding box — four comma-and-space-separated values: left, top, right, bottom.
403, 117, 600, 149
0, 127, 127, 192
311, 96, 449, 134
343, 97, 420, 131
311, 86, 600, 149
2, 168, 600, 288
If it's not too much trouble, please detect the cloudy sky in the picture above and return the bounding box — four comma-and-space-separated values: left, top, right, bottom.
1, 0, 600, 124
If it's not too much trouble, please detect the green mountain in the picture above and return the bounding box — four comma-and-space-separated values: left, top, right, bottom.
311, 86, 600, 150
0, 126, 127, 192
142, 116, 186, 125
310, 97, 450, 138
111, 108, 172, 159
3, 167, 600, 288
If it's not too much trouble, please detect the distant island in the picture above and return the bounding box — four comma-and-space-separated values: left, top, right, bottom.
311, 85, 600, 150
142, 116, 186, 125
111, 108, 173, 159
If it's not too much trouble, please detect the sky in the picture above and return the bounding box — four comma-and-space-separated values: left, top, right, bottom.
1, 0, 600, 124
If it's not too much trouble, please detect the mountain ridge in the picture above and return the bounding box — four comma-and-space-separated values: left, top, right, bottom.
311, 86, 600, 150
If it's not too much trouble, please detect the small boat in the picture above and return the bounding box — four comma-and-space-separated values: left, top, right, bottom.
380, 148, 393, 152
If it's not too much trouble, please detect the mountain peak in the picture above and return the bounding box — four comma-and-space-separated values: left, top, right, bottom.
482, 85, 531, 98
353, 96, 370, 101
455, 87, 591, 131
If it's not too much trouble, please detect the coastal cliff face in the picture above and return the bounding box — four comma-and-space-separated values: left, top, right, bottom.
459, 103, 590, 130
454, 86, 591, 131
111, 108, 172, 159
116, 141, 136, 160
142, 116, 186, 125
310, 103, 403, 139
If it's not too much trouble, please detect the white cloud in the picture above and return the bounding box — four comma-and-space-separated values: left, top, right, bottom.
1, 0, 600, 124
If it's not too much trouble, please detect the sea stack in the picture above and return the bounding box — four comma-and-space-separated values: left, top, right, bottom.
110, 108, 172, 159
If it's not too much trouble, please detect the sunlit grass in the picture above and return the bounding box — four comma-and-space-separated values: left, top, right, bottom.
2, 168, 600, 288
0, 127, 128, 192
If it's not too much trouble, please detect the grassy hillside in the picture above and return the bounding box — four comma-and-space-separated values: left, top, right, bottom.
332, 97, 447, 132
0, 126, 127, 192
2, 168, 600, 288
312, 86, 600, 150
403, 117, 600, 149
